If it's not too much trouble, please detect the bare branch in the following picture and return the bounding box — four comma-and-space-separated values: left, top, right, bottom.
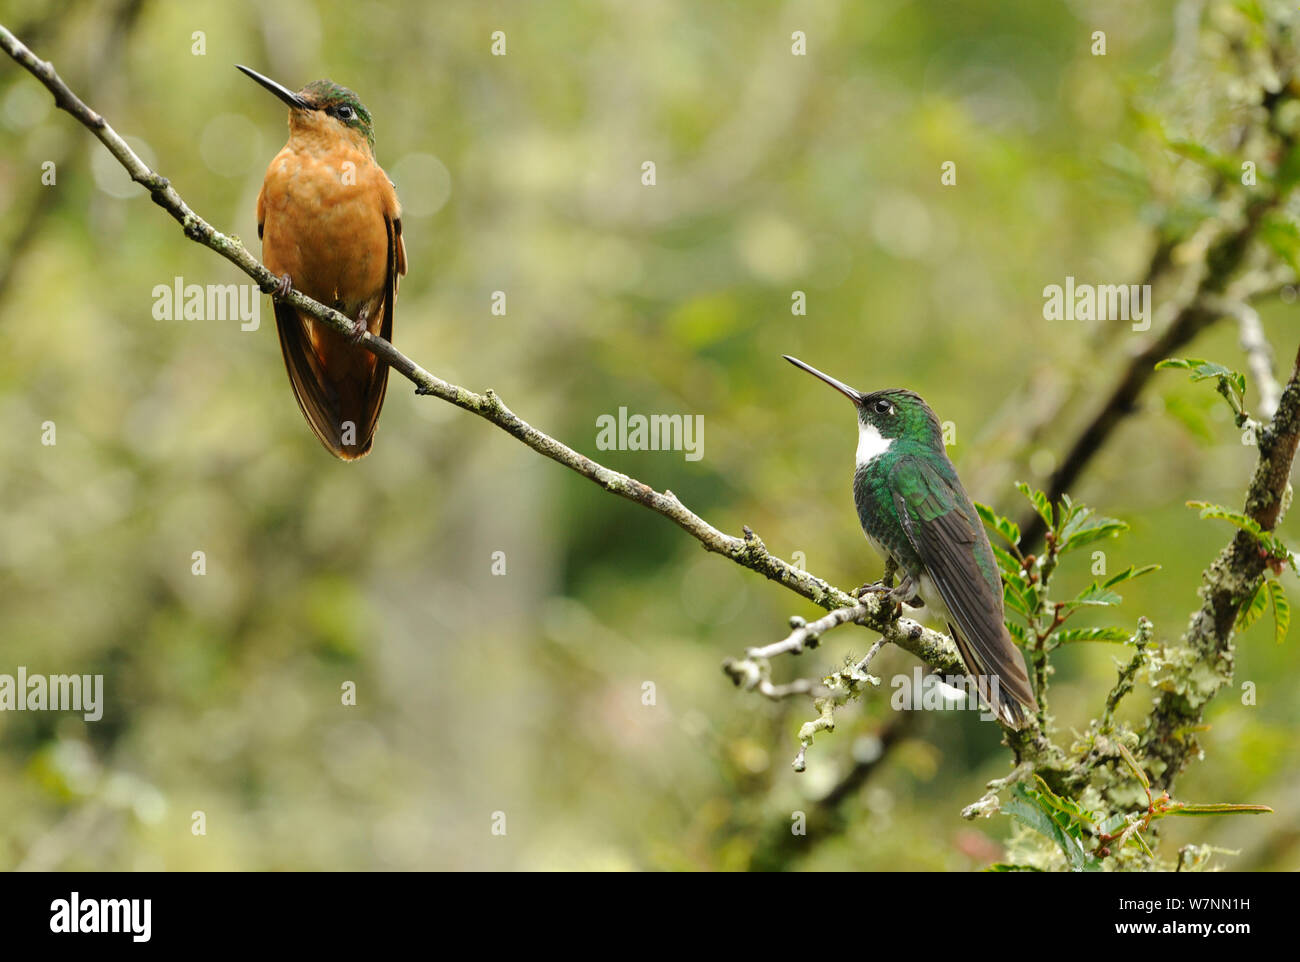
723, 603, 933, 770
1225, 297, 1282, 419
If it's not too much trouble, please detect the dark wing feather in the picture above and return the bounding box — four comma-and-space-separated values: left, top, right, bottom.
890, 455, 1038, 727
349, 213, 400, 454
275, 302, 347, 455
273, 214, 401, 460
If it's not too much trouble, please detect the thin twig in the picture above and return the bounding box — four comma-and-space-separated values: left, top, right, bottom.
1224, 297, 1282, 419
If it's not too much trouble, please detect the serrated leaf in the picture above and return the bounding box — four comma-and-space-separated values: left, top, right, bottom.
1005, 784, 1102, 872
1097, 812, 1129, 836
1016, 482, 1054, 530
1102, 564, 1161, 589
1268, 580, 1290, 645
1156, 357, 1239, 382
990, 542, 1022, 576
1158, 359, 1248, 420
1237, 580, 1267, 631
1003, 581, 1030, 617
1032, 775, 1100, 828
1188, 361, 1237, 383
1007, 620, 1030, 647
1260, 533, 1295, 567
1057, 518, 1129, 553
1053, 626, 1134, 644
975, 501, 1021, 549
1186, 501, 1264, 538
1062, 583, 1123, 609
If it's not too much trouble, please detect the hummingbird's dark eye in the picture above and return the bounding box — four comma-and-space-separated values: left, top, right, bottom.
335, 104, 354, 120
873, 398, 893, 416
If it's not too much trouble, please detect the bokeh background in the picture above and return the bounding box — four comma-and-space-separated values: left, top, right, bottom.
0, 0, 1297, 870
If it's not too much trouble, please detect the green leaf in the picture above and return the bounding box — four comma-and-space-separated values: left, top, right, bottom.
1158, 359, 1248, 423
1156, 357, 1237, 384
1116, 741, 1149, 791
1097, 812, 1130, 836
1102, 564, 1161, 589
1258, 533, 1295, 568
1061, 583, 1123, 610
1237, 580, 1267, 631
1057, 518, 1129, 553
990, 542, 1022, 576
1186, 501, 1264, 538
1004, 783, 1102, 872
1031, 775, 1100, 828
975, 502, 1021, 550
1016, 482, 1054, 530
1128, 828, 1156, 859
1161, 802, 1273, 817
1003, 581, 1031, 617
1053, 626, 1134, 644
1007, 620, 1030, 647
1268, 580, 1290, 645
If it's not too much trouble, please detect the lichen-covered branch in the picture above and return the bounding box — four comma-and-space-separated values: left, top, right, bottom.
1140, 340, 1300, 792
1101, 617, 1155, 732
722, 588, 981, 770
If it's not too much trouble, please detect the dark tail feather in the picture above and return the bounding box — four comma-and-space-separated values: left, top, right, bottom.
274, 304, 387, 460
948, 622, 1039, 729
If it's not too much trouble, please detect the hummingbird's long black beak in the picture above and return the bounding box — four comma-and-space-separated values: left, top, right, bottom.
783, 355, 863, 405
236, 65, 310, 110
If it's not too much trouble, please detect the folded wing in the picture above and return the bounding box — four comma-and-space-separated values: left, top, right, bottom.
889, 454, 1039, 727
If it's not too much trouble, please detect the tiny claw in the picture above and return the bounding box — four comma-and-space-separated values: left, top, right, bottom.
853, 582, 891, 599
887, 583, 923, 608
348, 305, 371, 344
274, 273, 293, 299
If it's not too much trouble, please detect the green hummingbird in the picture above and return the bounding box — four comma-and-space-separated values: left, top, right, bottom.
784, 355, 1039, 729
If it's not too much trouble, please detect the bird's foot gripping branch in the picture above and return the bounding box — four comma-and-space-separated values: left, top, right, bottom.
724, 484, 1159, 772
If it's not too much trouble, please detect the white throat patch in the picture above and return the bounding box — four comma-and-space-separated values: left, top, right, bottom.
856, 420, 892, 467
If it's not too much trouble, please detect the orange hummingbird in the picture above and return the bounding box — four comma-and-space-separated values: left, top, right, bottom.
238, 65, 406, 459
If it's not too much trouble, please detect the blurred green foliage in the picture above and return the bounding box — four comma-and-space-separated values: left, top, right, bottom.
0, 0, 1297, 870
